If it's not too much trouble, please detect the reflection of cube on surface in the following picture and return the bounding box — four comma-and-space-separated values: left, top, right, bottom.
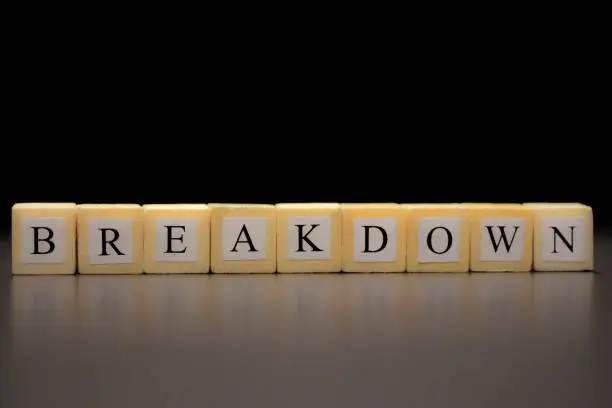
12, 203, 77, 275
77, 204, 144, 274
341, 203, 407, 272
143, 204, 210, 274
210, 204, 276, 273
468, 204, 533, 272
524, 203, 593, 271
403, 204, 470, 272
276, 203, 341, 273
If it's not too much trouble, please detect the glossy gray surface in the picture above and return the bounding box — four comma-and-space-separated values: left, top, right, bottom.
1, 233, 612, 408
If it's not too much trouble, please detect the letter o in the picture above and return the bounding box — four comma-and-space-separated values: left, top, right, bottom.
426, 226, 453, 255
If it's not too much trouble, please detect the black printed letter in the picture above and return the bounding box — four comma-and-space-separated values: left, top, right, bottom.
485, 226, 519, 252
31, 226, 55, 255
551, 226, 575, 253
426, 226, 453, 255
99, 228, 125, 256
230, 224, 257, 252
295, 224, 322, 252
362, 225, 388, 253
164, 225, 187, 253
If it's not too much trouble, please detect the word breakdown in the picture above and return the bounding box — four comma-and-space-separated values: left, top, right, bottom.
11, 202, 594, 275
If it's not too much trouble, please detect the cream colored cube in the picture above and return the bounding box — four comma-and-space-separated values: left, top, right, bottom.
210, 204, 276, 273
276, 203, 341, 273
77, 204, 143, 274
143, 204, 210, 274
524, 203, 593, 271
11, 203, 77, 275
341, 203, 406, 272
403, 204, 470, 272
468, 204, 533, 272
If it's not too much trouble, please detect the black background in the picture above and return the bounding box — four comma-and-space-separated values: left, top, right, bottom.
4, 35, 607, 230
2, 136, 607, 231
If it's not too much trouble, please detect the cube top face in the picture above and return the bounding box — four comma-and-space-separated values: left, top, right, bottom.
405, 205, 470, 272
208, 203, 274, 210
77, 204, 144, 274
341, 204, 406, 272
276, 203, 340, 210
468, 203, 523, 210
210, 205, 276, 217
144, 204, 209, 211
523, 202, 589, 209
527, 203, 593, 271
405, 205, 469, 216
13, 202, 77, 210
460, 203, 494, 207
143, 205, 210, 274
12, 203, 77, 275
341, 203, 398, 210
469, 205, 533, 272
402, 203, 466, 210
210, 205, 276, 273
78, 204, 141, 210
276, 203, 341, 273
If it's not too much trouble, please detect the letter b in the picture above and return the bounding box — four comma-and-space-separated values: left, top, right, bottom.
20, 218, 67, 264
31, 226, 55, 255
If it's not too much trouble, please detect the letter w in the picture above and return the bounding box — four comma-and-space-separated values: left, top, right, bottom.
486, 226, 520, 252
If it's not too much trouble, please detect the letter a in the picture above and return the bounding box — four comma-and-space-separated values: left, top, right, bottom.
230, 224, 257, 252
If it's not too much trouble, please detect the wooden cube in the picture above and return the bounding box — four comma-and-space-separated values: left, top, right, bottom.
276, 203, 341, 273
210, 204, 276, 273
403, 204, 470, 272
524, 203, 593, 271
341, 203, 407, 272
77, 204, 144, 274
11, 203, 77, 275
143, 204, 210, 274
468, 204, 533, 272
